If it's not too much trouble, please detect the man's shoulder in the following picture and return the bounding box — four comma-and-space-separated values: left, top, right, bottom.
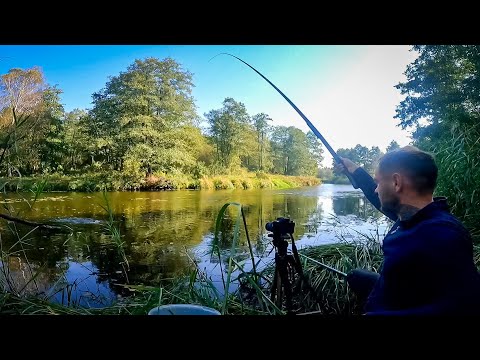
416, 215, 471, 246
419, 213, 467, 232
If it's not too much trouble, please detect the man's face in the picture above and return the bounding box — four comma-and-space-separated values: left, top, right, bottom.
374, 168, 400, 214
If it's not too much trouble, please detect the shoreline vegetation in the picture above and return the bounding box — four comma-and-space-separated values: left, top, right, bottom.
0, 172, 321, 192
2, 239, 476, 315
0, 240, 383, 315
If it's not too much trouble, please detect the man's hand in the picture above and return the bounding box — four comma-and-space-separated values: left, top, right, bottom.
335, 157, 359, 175
347, 268, 380, 302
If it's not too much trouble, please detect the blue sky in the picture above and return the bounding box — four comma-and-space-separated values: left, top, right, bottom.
0, 45, 418, 166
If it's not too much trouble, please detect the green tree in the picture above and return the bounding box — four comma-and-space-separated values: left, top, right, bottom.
318, 167, 334, 182
395, 46, 480, 138
205, 98, 250, 171
271, 126, 318, 176
335, 144, 384, 176
271, 126, 289, 174
307, 131, 324, 168
88, 57, 199, 176
386, 140, 400, 153
395, 45, 480, 232
252, 113, 272, 171
0, 67, 65, 175
335, 145, 369, 167
364, 146, 383, 174
63, 109, 91, 171
37, 86, 66, 173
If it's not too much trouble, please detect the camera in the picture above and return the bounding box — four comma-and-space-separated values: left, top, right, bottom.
265, 217, 295, 234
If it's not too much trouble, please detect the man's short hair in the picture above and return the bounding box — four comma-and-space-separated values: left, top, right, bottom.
378, 145, 438, 194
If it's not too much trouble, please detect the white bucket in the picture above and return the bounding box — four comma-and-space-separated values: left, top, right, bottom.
148, 304, 221, 315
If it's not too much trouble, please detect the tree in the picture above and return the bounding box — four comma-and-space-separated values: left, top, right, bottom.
88, 57, 199, 176
271, 126, 319, 176
37, 86, 66, 172
386, 140, 400, 153
364, 146, 383, 174
252, 113, 272, 171
395, 46, 480, 148
63, 109, 91, 171
394, 45, 480, 231
335, 145, 369, 168
0, 67, 45, 117
306, 131, 324, 167
0, 67, 65, 175
335, 144, 384, 176
205, 97, 251, 171
318, 167, 334, 182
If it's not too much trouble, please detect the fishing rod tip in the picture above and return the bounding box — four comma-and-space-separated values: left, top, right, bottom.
208, 52, 236, 62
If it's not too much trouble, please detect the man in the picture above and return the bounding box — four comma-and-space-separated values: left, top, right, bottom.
337, 145, 480, 315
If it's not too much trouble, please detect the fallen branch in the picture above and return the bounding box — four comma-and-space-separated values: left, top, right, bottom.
0, 212, 64, 230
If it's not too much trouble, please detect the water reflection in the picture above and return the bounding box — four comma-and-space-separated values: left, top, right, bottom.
0, 184, 390, 307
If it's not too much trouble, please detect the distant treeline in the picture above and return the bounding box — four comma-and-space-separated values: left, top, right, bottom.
319, 141, 401, 183
0, 59, 324, 191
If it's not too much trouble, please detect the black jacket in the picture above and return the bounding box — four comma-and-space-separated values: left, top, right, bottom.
352, 167, 480, 315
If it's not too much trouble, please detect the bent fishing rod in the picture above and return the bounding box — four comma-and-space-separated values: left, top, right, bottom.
213, 53, 358, 189
298, 253, 347, 278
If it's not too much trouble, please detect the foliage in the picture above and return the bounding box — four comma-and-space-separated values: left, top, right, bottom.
318, 167, 335, 183
335, 144, 384, 176
0, 67, 65, 176
87, 57, 200, 176
395, 45, 480, 237
270, 126, 320, 176
386, 140, 400, 153
252, 113, 273, 171
205, 97, 251, 170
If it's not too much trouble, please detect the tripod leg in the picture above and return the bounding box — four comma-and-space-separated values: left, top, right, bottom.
271, 266, 283, 308
287, 255, 323, 309
287, 256, 301, 292
278, 258, 293, 313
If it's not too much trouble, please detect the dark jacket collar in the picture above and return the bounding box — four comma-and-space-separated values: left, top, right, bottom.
399, 197, 449, 229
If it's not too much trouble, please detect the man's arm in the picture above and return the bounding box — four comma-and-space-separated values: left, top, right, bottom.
336, 158, 397, 221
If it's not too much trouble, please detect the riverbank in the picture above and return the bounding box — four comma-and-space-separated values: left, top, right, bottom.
0, 241, 381, 315
0, 172, 321, 192
2, 234, 480, 315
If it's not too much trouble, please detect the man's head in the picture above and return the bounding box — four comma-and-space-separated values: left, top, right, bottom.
374, 146, 438, 215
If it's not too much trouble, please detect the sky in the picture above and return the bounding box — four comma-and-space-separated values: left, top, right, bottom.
0, 45, 418, 167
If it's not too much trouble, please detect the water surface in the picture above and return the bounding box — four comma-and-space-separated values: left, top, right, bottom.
0, 184, 390, 307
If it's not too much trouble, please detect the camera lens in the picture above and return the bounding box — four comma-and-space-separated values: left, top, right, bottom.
265, 222, 274, 232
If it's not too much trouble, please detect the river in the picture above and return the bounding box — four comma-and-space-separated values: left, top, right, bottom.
0, 184, 391, 308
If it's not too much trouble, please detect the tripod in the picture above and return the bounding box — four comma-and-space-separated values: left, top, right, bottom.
267, 218, 305, 314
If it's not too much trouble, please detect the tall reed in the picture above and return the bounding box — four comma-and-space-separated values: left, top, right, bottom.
431, 122, 480, 241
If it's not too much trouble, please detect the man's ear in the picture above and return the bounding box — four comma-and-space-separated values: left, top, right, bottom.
392, 173, 403, 192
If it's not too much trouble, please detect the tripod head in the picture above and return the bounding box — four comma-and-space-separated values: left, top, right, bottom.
265, 217, 295, 256
265, 217, 295, 235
